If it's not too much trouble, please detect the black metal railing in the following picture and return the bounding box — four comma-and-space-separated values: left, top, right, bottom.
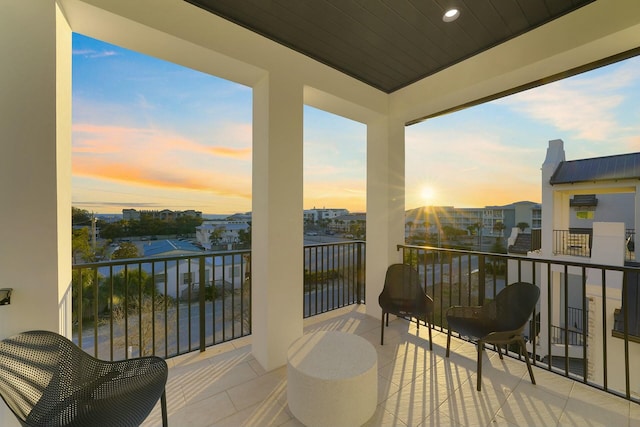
553, 229, 591, 257
303, 241, 365, 317
567, 306, 585, 331
72, 250, 252, 361
72, 239, 638, 403
397, 243, 640, 403
548, 306, 585, 345
626, 229, 635, 262
550, 325, 584, 346
72, 241, 365, 361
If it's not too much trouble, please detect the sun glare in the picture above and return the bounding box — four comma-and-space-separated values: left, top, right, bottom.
420, 186, 436, 202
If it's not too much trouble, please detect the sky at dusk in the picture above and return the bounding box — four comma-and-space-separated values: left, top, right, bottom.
72, 33, 640, 215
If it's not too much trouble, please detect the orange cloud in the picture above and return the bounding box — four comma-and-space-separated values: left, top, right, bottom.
73, 160, 251, 199
73, 122, 252, 195
73, 123, 251, 158
205, 146, 252, 159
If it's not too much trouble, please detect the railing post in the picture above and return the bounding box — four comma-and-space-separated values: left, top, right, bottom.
478, 254, 486, 305
356, 242, 363, 304
199, 256, 206, 352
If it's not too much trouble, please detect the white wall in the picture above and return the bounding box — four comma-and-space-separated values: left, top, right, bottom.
0, 3, 72, 425
0, 1, 72, 336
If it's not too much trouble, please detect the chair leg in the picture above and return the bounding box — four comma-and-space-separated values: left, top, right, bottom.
477, 341, 483, 391
161, 389, 168, 427
446, 328, 451, 357
495, 344, 504, 359
380, 313, 385, 345
519, 337, 536, 385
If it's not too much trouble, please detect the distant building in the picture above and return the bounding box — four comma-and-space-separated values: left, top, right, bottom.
135, 254, 246, 300
405, 202, 541, 238
304, 208, 349, 224
195, 220, 250, 250
328, 213, 366, 235
122, 208, 202, 221
226, 212, 252, 222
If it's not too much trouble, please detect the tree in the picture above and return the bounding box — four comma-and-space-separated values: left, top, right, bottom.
209, 226, 226, 245
441, 225, 465, 240
72, 207, 92, 226
493, 221, 506, 237
72, 268, 107, 323
238, 226, 251, 246
517, 222, 530, 232
176, 215, 203, 236
111, 242, 139, 259
490, 238, 507, 254
98, 221, 125, 240
72, 227, 94, 264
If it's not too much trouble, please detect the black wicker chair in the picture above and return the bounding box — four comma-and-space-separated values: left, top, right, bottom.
0, 330, 168, 427
445, 281, 540, 391
379, 263, 434, 349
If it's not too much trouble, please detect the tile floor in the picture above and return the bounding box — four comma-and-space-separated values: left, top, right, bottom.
142, 305, 639, 427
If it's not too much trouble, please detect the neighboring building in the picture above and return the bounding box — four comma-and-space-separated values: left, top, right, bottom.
405, 202, 541, 238
122, 208, 202, 221
195, 220, 251, 250
151, 254, 246, 300
226, 212, 252, 223
304, 208, 349, 224
517, 139, 640, 396
328, 213, 366, 235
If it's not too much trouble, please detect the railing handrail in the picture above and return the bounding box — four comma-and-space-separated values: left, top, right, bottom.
73, 248, 253, 268
398, 243, 635, 273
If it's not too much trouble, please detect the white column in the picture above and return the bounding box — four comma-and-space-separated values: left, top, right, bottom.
365, 116, 406, 319
634, 185, 640, 262
0, 2, 72, 336
251, 73, 304, 370
540, 139, 565, 257
1, 2, 72, 425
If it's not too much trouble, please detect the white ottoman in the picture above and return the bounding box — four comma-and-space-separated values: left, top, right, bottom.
287, 331, 377, 427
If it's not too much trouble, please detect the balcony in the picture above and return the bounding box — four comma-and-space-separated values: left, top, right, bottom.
553, 229, 592, 258
137, 305, 638, 427
553, 229, 636, 261
68, 243, 640, 426
4, 2, 640, 426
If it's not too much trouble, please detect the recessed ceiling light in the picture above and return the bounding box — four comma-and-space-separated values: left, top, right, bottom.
443, 8, 460, 22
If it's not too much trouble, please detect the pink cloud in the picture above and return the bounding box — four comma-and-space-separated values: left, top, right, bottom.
72, 123, 252, 199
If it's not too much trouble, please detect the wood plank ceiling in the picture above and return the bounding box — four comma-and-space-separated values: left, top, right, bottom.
184, 0, 595, 93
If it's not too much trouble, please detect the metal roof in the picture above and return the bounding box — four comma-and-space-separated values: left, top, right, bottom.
143, 239, 203, 257
184, 0, 594, 93
549, 152, 640, 185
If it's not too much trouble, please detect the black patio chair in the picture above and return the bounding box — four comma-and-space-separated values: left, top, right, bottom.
446, 281, 540, 391
0, 330, 168, 427
379, 263, 434, 349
